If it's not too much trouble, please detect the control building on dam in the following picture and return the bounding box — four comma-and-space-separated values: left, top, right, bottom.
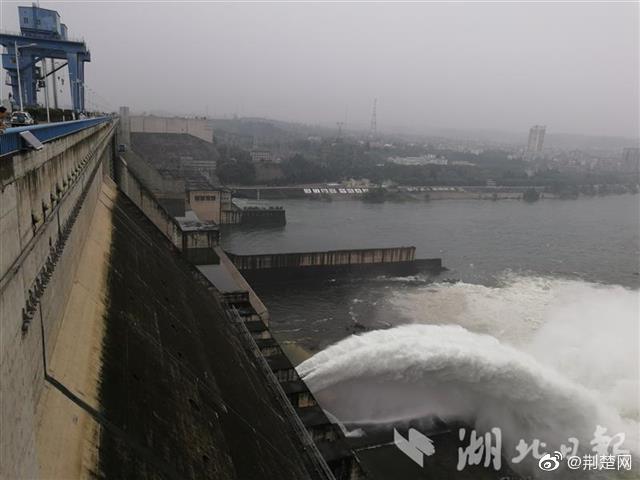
0, 112, 368, 479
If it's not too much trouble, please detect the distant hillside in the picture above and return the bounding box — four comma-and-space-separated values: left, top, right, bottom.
131, 132, 219, 171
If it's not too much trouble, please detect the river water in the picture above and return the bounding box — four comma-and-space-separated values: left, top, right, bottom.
223, 195, 639, 349
221, 194, 640, 479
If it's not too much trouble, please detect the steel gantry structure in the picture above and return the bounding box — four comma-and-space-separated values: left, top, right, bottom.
1, 5, 90, 113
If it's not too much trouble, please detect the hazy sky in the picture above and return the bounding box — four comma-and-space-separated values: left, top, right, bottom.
1, 1, 638, 138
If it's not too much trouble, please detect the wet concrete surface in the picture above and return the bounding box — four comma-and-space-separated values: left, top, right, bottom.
96, 192, 321, 479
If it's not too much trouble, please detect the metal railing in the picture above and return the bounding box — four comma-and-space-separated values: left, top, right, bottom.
0, 116, 112, 156
0, 28, 87, 44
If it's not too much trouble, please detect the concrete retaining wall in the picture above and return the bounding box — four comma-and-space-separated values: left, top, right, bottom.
0, 120, 115, 479
214, 246, 269, 324
114, 155, 183, 248
227, 246, 416, 270
122, 149, 186, 201
114, 155, 218, 262
226, 247, 443, 285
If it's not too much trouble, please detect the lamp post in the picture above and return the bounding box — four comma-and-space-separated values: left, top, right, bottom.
14, 42, 37, 111
41, 59, 50, 122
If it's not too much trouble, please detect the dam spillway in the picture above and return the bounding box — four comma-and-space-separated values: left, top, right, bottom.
0, 109, 453, 480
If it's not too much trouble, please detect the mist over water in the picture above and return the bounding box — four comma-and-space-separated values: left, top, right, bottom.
298, 276, 639, 474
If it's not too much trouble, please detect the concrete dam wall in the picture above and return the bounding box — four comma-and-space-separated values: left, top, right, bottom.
1, 118, 336, 479
114, 154, 219, 264
1, 118, 116, 479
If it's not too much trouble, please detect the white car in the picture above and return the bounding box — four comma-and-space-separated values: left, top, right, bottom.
10, 111, 35, 127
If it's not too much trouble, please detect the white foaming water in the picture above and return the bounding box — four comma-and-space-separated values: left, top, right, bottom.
388, 274, 570, 344
298, 275, 639, 471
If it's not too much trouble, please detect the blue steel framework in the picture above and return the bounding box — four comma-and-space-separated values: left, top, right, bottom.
0, 5, 90, 113
0, 116, 111, 157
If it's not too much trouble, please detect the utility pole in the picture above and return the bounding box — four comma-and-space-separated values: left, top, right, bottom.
42, 58, 50, 122
0, 46, 3, 104
13, 42, 37, 111
51, 59, 58, 109
14, 42, 24, 111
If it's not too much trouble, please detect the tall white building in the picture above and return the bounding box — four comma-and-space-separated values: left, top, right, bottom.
622, 147, 640, 174
527, 125, 546, 156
